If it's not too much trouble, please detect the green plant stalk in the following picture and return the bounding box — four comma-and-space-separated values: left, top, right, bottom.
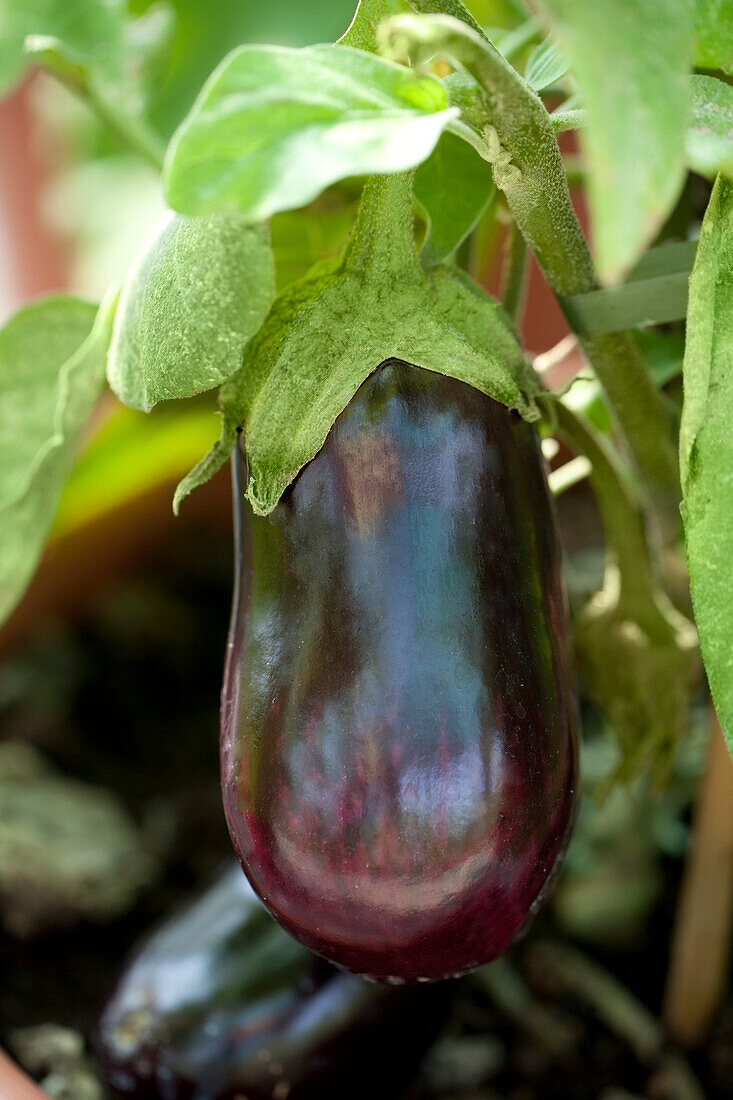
79, 83, 165, 171
551, 106, 586, 134
342, 171, 422, 281
388, 11, 679, 529
501, 221, 529, 326
35, 49, 165, 171
554, 400, 661, 618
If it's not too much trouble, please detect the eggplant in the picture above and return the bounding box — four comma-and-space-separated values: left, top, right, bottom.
222, 359, 578, 983
97, 862, 448, 1099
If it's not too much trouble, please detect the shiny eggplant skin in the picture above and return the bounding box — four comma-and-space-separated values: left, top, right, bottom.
97, 862, 448, 1100
222, 359, 578, 983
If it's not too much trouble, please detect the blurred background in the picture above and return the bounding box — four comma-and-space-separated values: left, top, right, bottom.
0, 2, 727, 1099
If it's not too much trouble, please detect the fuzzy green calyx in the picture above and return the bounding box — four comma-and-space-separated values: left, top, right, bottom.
175, 172, 540, 516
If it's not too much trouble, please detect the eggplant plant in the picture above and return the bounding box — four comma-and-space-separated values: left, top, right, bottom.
0, 0, 731, 1008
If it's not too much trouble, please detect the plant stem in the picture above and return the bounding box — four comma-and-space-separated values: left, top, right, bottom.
35, 47, 165, 170
80, 85, 165, 171
474, 958, 576, 1057
501, 221, 529, 326
382, 13, 680, 531
528, 941, 664, 1064
343, 171, 422, 281
554, 401, 658, 614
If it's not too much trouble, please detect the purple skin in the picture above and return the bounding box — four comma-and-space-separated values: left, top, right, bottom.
96, 862, 449, 1100
222, 359, 578, 983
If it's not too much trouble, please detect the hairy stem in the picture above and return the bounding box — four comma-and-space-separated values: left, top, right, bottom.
34, 46, 165, 170
554, 401, 659, 614
501, 221, 529, 326
80, 85, 165, 170
343, 171, 422, 281
383, 12, 679, 529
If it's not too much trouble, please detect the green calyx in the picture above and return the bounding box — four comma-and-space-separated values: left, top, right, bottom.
175, 171, 540, 517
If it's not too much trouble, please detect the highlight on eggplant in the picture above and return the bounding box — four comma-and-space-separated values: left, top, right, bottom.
96, 861, 449, 1099
221, 359, 578, 983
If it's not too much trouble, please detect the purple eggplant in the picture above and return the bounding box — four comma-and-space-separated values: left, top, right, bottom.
97, 862, 448, 1099
222, 359, 578, 983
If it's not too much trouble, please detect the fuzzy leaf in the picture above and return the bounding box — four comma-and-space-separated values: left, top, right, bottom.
687, 74, 733, 180
538, 0, 692, 283
680, 175, 733, 754
693, 0, 733, 73
0, 294, 115, 625
163, 43, 458, 221
524, 37, 568, 92
414, 131, 494, 266
107, 211, 274, 412
0, 0, 125, 93
338, 0, 407, 51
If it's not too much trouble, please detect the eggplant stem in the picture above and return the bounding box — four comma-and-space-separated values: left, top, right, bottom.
381, 10, 680, 538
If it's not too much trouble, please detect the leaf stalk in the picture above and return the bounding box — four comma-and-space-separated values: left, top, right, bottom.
386, 10, 680, 532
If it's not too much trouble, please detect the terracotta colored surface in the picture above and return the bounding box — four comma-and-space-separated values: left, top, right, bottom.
0, 1050, 46, 1100
0, 76, 70, 316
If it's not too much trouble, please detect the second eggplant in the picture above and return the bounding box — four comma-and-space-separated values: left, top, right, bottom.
96, 861, 449, 1100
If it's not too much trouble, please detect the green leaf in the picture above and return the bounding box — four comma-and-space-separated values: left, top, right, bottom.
0, 293, 115, 625
53, 402, 220, 538
680, 175, 733, 753
414, 131, 494, 266
138, 0, 359, 140
693, 0, 733, 73
107, 211, 275, 412
338, 0, 407, 51
124, 2, 178, 111
538, 0, 692, 283
524, 37, 568, 92
163, 43, 458, 221
0, 0, 125, 93
407, 0, 486, 38
23, 33, 165, 169
271, 195, 358, 292
560, 241, 696, 335
686, 74, 733, 180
